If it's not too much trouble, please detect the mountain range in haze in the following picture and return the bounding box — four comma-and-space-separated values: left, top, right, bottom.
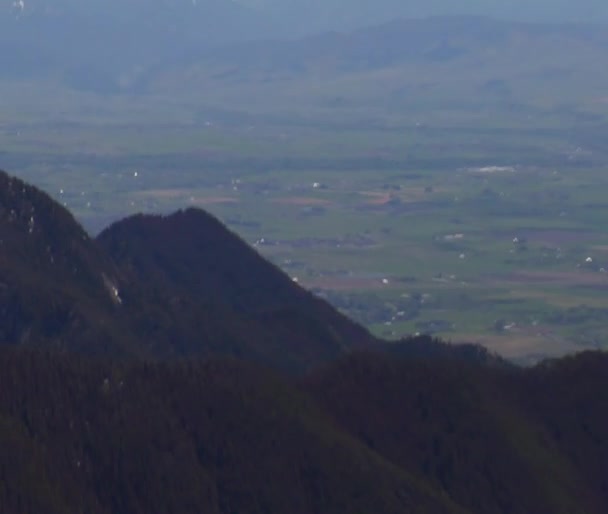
1, 4, 607, 122
5, 0, 608, 35
235, 0, 608, 32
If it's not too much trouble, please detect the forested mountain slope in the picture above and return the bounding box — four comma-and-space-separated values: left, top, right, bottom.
0, 350, 466, 514
305, 351, 608, 513
0, 348, 605, 513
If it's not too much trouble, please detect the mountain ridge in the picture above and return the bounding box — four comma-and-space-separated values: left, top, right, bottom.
179, 16, 608, 74
3, 8, 608, 98
0, 170, 130, 353
0, 169, 376, 370
137, 14, 608, 125
96, 207, 375, 369
233, 0, 608, 30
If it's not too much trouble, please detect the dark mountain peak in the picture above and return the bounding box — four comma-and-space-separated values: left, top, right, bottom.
0, 169, 126, 350
100, 207, 299, 307
99, 207, 233, 251
0, 170, 376, 369
0, 169, 120, 292
98, 206, 304, 308
98, 206, 375, 369
0, 169, 83, 237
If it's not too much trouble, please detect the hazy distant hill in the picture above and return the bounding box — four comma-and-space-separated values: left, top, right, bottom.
235, 0, 608, 32
0, 0, 275, 92
3, 3, 608, 114
190, 16, 608, 73
146, 16, 608, 122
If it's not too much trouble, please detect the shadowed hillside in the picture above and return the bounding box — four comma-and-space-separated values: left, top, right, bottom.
0, 171, 130, 353
0, 169, 374, 371
96, 209, 374, 368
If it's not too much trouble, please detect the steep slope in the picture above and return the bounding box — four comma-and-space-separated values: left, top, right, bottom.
97, 208, 374, 370
0, 170, 130, 353
0, 348, 465, 514
0, 170, 374, 371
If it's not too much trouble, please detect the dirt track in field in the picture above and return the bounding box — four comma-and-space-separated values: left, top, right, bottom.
271, 197, 331, 206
